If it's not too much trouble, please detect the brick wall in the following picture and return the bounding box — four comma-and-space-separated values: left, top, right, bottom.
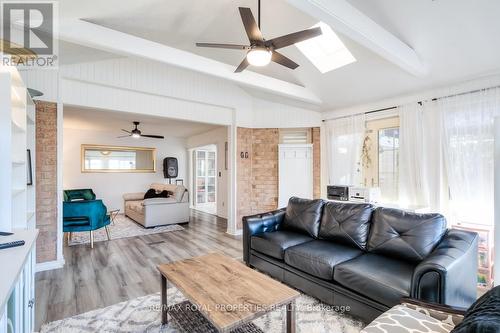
237, 128, 253, 228
236, 127, 321, 229
312, 127, 321, 199
250, 128, 279, 214
35, 101, 58, 263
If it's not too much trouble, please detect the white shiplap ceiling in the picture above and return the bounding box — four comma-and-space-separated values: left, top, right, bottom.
58, 0, 500, 111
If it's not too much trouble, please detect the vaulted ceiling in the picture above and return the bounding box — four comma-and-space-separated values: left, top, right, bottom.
59, 0, 500, 111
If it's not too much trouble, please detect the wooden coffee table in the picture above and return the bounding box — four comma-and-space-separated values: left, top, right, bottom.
157, 253, 300, 332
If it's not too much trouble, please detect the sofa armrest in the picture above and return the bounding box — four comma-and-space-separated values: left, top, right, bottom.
123, 192, 145, 201
412, 229, 478, 308
401, 297, 467, 315
242, 208, 286, 264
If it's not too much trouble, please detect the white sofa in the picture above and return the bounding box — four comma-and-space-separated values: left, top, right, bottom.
123, 183, 189, 228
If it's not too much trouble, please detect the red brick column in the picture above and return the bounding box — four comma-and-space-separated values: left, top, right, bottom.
250, 129, 279, 213
35, 101, 58, 263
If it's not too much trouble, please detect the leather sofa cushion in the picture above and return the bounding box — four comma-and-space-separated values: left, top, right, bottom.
319, 201, 374, 250
334, 253, 415, 307
282, 197, 325, 238
284, 240, 363, 280
367, 208, 447, 262
251, 231, 313, 260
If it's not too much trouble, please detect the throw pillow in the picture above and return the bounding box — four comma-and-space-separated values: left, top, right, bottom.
82, 190, 94, 201
158, 190, 173, 198
144, 189, 157, 199
451, 285, 500, 333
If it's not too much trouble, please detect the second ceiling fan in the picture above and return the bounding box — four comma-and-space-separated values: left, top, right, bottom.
196, 0, 322, 73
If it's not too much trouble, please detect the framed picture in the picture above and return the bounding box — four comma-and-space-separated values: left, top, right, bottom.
27, 149, 33, 186
479, 250, 489, 269
477, 268, 492, 288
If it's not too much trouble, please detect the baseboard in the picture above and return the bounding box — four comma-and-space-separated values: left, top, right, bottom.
36, 258, 65, 272
226, 229, 242, 236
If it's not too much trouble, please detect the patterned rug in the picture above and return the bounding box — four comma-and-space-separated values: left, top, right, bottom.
40, 287, 364, 333
67, 215, 185, 246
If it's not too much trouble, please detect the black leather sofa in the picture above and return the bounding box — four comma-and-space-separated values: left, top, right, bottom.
243, 197, 479, 323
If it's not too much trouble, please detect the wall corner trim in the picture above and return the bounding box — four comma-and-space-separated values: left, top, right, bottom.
36, 259, 65, 273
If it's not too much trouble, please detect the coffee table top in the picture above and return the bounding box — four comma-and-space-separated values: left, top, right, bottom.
157, 253, 300, 332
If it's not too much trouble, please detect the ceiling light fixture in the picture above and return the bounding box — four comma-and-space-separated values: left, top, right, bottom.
246, 47, 272, 67
131, 133, 141, 138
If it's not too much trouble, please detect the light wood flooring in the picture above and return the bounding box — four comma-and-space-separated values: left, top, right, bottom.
35, 210, 242, 331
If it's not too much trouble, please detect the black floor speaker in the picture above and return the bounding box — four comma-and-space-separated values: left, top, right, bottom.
163, 157, 178, 179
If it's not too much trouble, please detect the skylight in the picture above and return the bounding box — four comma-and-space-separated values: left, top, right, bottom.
295, 22, 356, 73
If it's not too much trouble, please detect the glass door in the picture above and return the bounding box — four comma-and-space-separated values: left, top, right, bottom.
195, 150, 216, 207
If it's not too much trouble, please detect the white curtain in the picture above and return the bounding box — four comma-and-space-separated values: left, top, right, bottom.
439, 87, 500, 226
398, 103, 429, 207
398, 103, 447, 213
325, 114, 365, 186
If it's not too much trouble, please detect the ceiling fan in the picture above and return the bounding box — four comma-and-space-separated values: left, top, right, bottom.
196, 0, 322, 73
118, 122, 164, 139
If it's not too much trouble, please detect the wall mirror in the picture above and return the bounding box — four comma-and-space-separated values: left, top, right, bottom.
81, 145, 156, 173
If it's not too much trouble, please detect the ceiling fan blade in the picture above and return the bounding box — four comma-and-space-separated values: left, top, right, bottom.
234, 57, 249, 73
271, 51, 299, 70
266, 27, 322, 50
117, 135, 131, 138
196, 43, 250, 50
239, 7, 263, 42
121, 129, 131, 134
141, 134, 165, 139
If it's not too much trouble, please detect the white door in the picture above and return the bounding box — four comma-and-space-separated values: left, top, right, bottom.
278, 144, 313, 208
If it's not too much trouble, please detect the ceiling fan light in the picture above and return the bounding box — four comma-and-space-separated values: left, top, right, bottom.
246, 48, 272, 67
132, 133, 141, 138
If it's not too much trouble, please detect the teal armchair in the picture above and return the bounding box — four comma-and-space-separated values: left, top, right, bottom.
63, 189, 110, 248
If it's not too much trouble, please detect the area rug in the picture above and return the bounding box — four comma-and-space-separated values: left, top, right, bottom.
40, 287, 364, 333
67, 215, 184, 246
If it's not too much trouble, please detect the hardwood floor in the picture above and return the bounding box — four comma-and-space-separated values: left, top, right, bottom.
35, 210, 242, 331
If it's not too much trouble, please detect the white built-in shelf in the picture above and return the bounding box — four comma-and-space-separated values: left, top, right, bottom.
0, 229, 38, 317
11, 87, 26, 109
12, 188, 25, 197
26, 212, 34, 221
11, 120, 25, 134
26, 114, 35, 125
12, 99, 26, 110
12, 160, 25, 166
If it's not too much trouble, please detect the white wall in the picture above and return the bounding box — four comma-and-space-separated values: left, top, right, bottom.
63, 128, 187, 211
252, 98, 322, 128
187, 127, 229, 218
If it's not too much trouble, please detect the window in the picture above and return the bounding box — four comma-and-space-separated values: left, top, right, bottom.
295, 22, 356, 73
362, 117, 400, 203
279, 128, 311, 144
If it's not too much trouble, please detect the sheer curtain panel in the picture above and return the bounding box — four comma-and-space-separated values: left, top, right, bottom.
439, 87, 500, 226
325, 114, 366, 186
